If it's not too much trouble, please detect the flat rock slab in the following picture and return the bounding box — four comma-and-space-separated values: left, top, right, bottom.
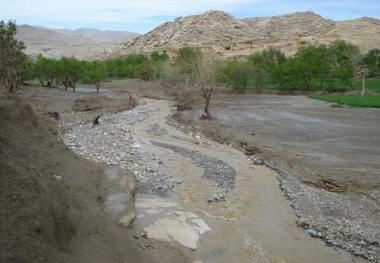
136, 197, 210, 250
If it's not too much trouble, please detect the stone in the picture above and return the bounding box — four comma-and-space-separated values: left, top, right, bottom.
104, 193, 136, 228
105, 166, 137, 196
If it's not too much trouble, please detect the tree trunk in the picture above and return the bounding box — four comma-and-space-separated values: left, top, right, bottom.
361, 75, 366, 97
204, 96, 211, 119
201, 87, 212, 120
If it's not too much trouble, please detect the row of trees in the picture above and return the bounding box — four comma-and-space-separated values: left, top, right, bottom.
25, 52, 169, 92
25, 42, 376, 94
0, 19, 170, 93
220, 41, 380, 92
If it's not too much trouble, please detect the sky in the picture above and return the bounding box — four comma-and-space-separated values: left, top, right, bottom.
1, 0, 379, 34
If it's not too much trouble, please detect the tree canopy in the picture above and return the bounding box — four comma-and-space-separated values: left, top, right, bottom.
0, 20, 26, 93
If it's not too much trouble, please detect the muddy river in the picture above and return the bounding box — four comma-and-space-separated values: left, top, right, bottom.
130, 99, 371, 262
62, 93, 378, 262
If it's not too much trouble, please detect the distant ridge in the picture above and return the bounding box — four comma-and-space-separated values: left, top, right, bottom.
50, 28, 139, 42
16, 25, 139, 59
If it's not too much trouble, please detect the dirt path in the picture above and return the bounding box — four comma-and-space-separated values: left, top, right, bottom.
64, 98, 368, 263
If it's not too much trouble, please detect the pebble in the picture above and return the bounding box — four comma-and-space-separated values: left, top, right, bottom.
270, 164, 380, 262
61, 105, 237, 202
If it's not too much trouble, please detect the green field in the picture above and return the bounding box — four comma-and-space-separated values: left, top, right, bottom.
309, 94, 380, 108
352, 79, 380, 92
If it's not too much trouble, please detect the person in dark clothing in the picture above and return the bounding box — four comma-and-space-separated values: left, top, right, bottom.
48, 111, 61, 121
93, 115, 100, 126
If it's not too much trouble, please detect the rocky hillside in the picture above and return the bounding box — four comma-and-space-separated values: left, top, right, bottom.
241, 11, 335, 40
106, 11, 380, 58
17, 25, 137, 59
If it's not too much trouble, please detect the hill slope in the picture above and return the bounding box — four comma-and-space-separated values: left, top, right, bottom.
17, 25, 134, 59
51, 28, 139, 42
106, 11, 380, 58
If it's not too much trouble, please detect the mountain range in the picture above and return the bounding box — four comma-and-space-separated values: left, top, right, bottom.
16, 11, 380, 59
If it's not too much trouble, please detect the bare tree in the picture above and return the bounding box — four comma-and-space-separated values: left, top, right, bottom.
356, 64, 369, 96
162, 47, 220, 119
195, 56, 219, 120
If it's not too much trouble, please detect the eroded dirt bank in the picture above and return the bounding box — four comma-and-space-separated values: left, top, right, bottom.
0, 91, 191, 263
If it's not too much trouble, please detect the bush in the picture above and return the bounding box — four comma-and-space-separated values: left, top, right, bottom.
172, 84, 198, 110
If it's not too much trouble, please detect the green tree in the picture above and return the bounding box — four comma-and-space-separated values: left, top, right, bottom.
174, 46, 203, 84
295, 45, 332, 89
250, 47, 286, 89
82, 60, 107, 92
273, 58, 305, 89
33, 55, 58, 87
56, 57, 83, 92
20, 56, 36, 82
150, 51, 169, 62
328, 40, 360, 88
148, 51, 169, 80
274, 45, 332, 90
362, 48, 380, 77
249, 47, 286, 68
0, 20, 26, 93
219, 59, 253, 92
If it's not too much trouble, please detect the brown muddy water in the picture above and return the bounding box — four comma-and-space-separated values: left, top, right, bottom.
181, 95, 380, 192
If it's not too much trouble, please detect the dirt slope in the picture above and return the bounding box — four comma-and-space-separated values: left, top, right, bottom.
0, 94, 189, 263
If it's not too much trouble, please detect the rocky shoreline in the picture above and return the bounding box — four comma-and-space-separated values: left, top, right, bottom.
61, 99, 378, 262
267, 163, 380, 262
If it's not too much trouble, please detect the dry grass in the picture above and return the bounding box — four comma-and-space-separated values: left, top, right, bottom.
169, 83, 199, 111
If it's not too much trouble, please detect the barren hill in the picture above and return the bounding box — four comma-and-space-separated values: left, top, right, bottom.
106, 11, 380, 58
16, 25, 136, 59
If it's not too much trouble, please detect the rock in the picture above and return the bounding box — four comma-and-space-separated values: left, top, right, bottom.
104, 193, 136, 228
53, 174, 62, 181
305, 228, 322, 238
105, 166, 136, 196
